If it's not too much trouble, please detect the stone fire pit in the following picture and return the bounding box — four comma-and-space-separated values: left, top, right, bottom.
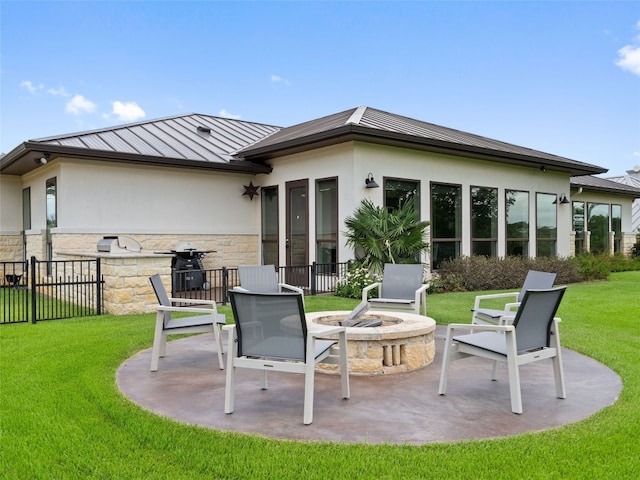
306, 310, 436, 375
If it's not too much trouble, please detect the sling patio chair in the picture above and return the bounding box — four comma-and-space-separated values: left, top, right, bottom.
224, 290, 350, 425
149, 274, 226, 372
361, 263, 428, 316
471, 270, 557, 325
237, 265, 304, 305
439, 286, 567, 414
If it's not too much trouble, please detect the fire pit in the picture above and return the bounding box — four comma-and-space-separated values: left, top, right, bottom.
307, 309, 436, 375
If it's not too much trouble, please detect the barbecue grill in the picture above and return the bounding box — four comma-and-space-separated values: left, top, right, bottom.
171, 243, 214, 291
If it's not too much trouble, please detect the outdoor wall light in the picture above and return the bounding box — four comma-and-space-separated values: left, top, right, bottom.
539, 165, 547, 173
365, 172, 379, 188
558, 193, 570, 204
34, 153, 50, 165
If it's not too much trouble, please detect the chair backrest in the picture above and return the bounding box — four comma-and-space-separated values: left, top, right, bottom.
380, 263, 424, 300
237, 265, 280, 293
518, 270, 557, 302
512, 287, 566, 352
229, 290, 307, 361
149, 274, 171, 327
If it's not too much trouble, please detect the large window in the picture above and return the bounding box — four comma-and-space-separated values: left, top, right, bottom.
316, 178, 338, 273
471, 186, 498, 257
431, 183, 461, 269
384, 178, 419, 214
536, 193, 557, 257
22, 188, 31, 231
573, 201, 585, 255
45, 177, 57, 270
261, 186, 279, 266
505, 190, 529, 257
588, 203, 609, 254
612, 204, 622, 253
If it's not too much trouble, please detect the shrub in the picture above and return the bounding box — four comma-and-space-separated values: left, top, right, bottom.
434, 256, 582, 293
335, 266, 380, 299
571, 254, 610, 281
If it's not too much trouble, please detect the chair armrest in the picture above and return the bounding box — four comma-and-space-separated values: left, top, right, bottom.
156, 305, 218, 314
279, 283, 304, 296
362, 282, 381, 302
168, 297, 217, 307
447, 323, 515, 334
310, 325, 346, 338
222, 324, 236, 333
472, 291, 519, 310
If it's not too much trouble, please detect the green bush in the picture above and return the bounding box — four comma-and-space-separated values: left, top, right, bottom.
433, 256, 583, 293
335, 265, 380, 299
570, 254, 610, 281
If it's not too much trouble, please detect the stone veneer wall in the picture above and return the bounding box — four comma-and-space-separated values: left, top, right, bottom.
0, 234, 23, 262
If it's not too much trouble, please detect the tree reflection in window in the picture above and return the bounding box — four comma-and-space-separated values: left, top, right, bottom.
506, 190, 529, 257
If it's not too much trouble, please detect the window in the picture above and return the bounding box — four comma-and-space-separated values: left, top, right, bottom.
316, 178, 338, 273
587, 203, 609, 254
471, 186, 498, 256
22, 188, 31, 231
612, 204, 622, 253
573, 201, 585, 255
384, 178, 419, 214
536, 193, 557, 257
431, 183, 461, 269
46, 178, 57, 229
261, 186, 279, 266
505, 190, 529, 257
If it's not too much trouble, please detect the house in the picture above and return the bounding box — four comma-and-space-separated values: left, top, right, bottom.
607, 166, 640, 233
2, 106, 639, 281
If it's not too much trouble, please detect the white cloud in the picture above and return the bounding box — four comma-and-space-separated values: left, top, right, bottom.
615, 19, 640, 77
20, 80, 43, 94
219, 109, 242, 119
111, 101, 145, 122
632, 151, 640, 158
271, 74, 291, 86
48, 87, 70, 97
65, 95, 97, 115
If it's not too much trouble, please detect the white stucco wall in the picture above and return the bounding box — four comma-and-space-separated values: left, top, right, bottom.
0, 175, 24, 234
259, 141, 575, 265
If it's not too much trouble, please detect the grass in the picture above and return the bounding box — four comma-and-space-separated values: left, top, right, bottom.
1, 272, 639, 479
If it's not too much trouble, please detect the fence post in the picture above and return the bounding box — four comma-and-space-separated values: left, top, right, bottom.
30, 256, 37, 324
311, 262, 317, 296
95, 257, 102, 315
222, 266, 228, 305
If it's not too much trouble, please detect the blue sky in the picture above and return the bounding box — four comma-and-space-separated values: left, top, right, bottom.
1, 1, 639, 177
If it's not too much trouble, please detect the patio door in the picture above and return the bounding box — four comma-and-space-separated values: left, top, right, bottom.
285, 179, 309, 288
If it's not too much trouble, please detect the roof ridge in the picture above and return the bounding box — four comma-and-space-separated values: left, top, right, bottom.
345, 105, 367, 125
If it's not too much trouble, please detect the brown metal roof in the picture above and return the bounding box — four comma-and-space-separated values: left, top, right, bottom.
571, 175, 640, 197
237, 106, 607, 176
0, 114, 280, 175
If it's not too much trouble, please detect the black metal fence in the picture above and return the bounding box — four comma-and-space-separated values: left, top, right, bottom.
1, 257, 104, 324
172, 262, 351, 304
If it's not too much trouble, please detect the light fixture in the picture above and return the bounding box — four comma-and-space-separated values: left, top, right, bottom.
539, 165, 547, 173
558, 193, 570, 204
34, 153, 50, 165
365, 172, 379, 188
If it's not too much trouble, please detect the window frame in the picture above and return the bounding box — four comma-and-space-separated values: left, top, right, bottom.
470, 185, 498, 257
505, 189, 530, 257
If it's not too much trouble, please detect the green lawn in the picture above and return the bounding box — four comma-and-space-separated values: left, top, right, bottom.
1, 272, 639, 479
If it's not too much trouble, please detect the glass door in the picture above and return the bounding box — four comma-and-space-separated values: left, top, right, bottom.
285, 180, 308, 287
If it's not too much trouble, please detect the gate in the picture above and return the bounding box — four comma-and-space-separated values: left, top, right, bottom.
0, 257, 104, 324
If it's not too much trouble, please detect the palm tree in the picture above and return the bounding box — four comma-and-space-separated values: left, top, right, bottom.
343, 199, 430, 274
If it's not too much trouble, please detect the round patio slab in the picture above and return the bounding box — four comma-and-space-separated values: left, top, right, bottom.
116, 326, 621, 444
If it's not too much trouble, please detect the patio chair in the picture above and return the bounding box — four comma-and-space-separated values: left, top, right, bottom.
149, 274, 226, 372
361, 263, 428, 315
439, 286, 567, 414
471, 270, 557, 325
224, 290, 350, 425
237, 265, 304, 306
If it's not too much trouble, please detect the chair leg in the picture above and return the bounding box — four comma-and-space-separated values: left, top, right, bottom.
491, 360, 499, 380
505, 333, 523, 414
338, 330, 350, 399
150, 312, 165, 372
303, 360, 315, 425
438, 329, 454, 395
550, 322, 566, 399
259, 371, 268, 390
224, 329, 237, 415
213, 324, 224, 370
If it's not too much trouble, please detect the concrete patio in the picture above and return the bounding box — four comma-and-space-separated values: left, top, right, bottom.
116, 326, 621, 444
